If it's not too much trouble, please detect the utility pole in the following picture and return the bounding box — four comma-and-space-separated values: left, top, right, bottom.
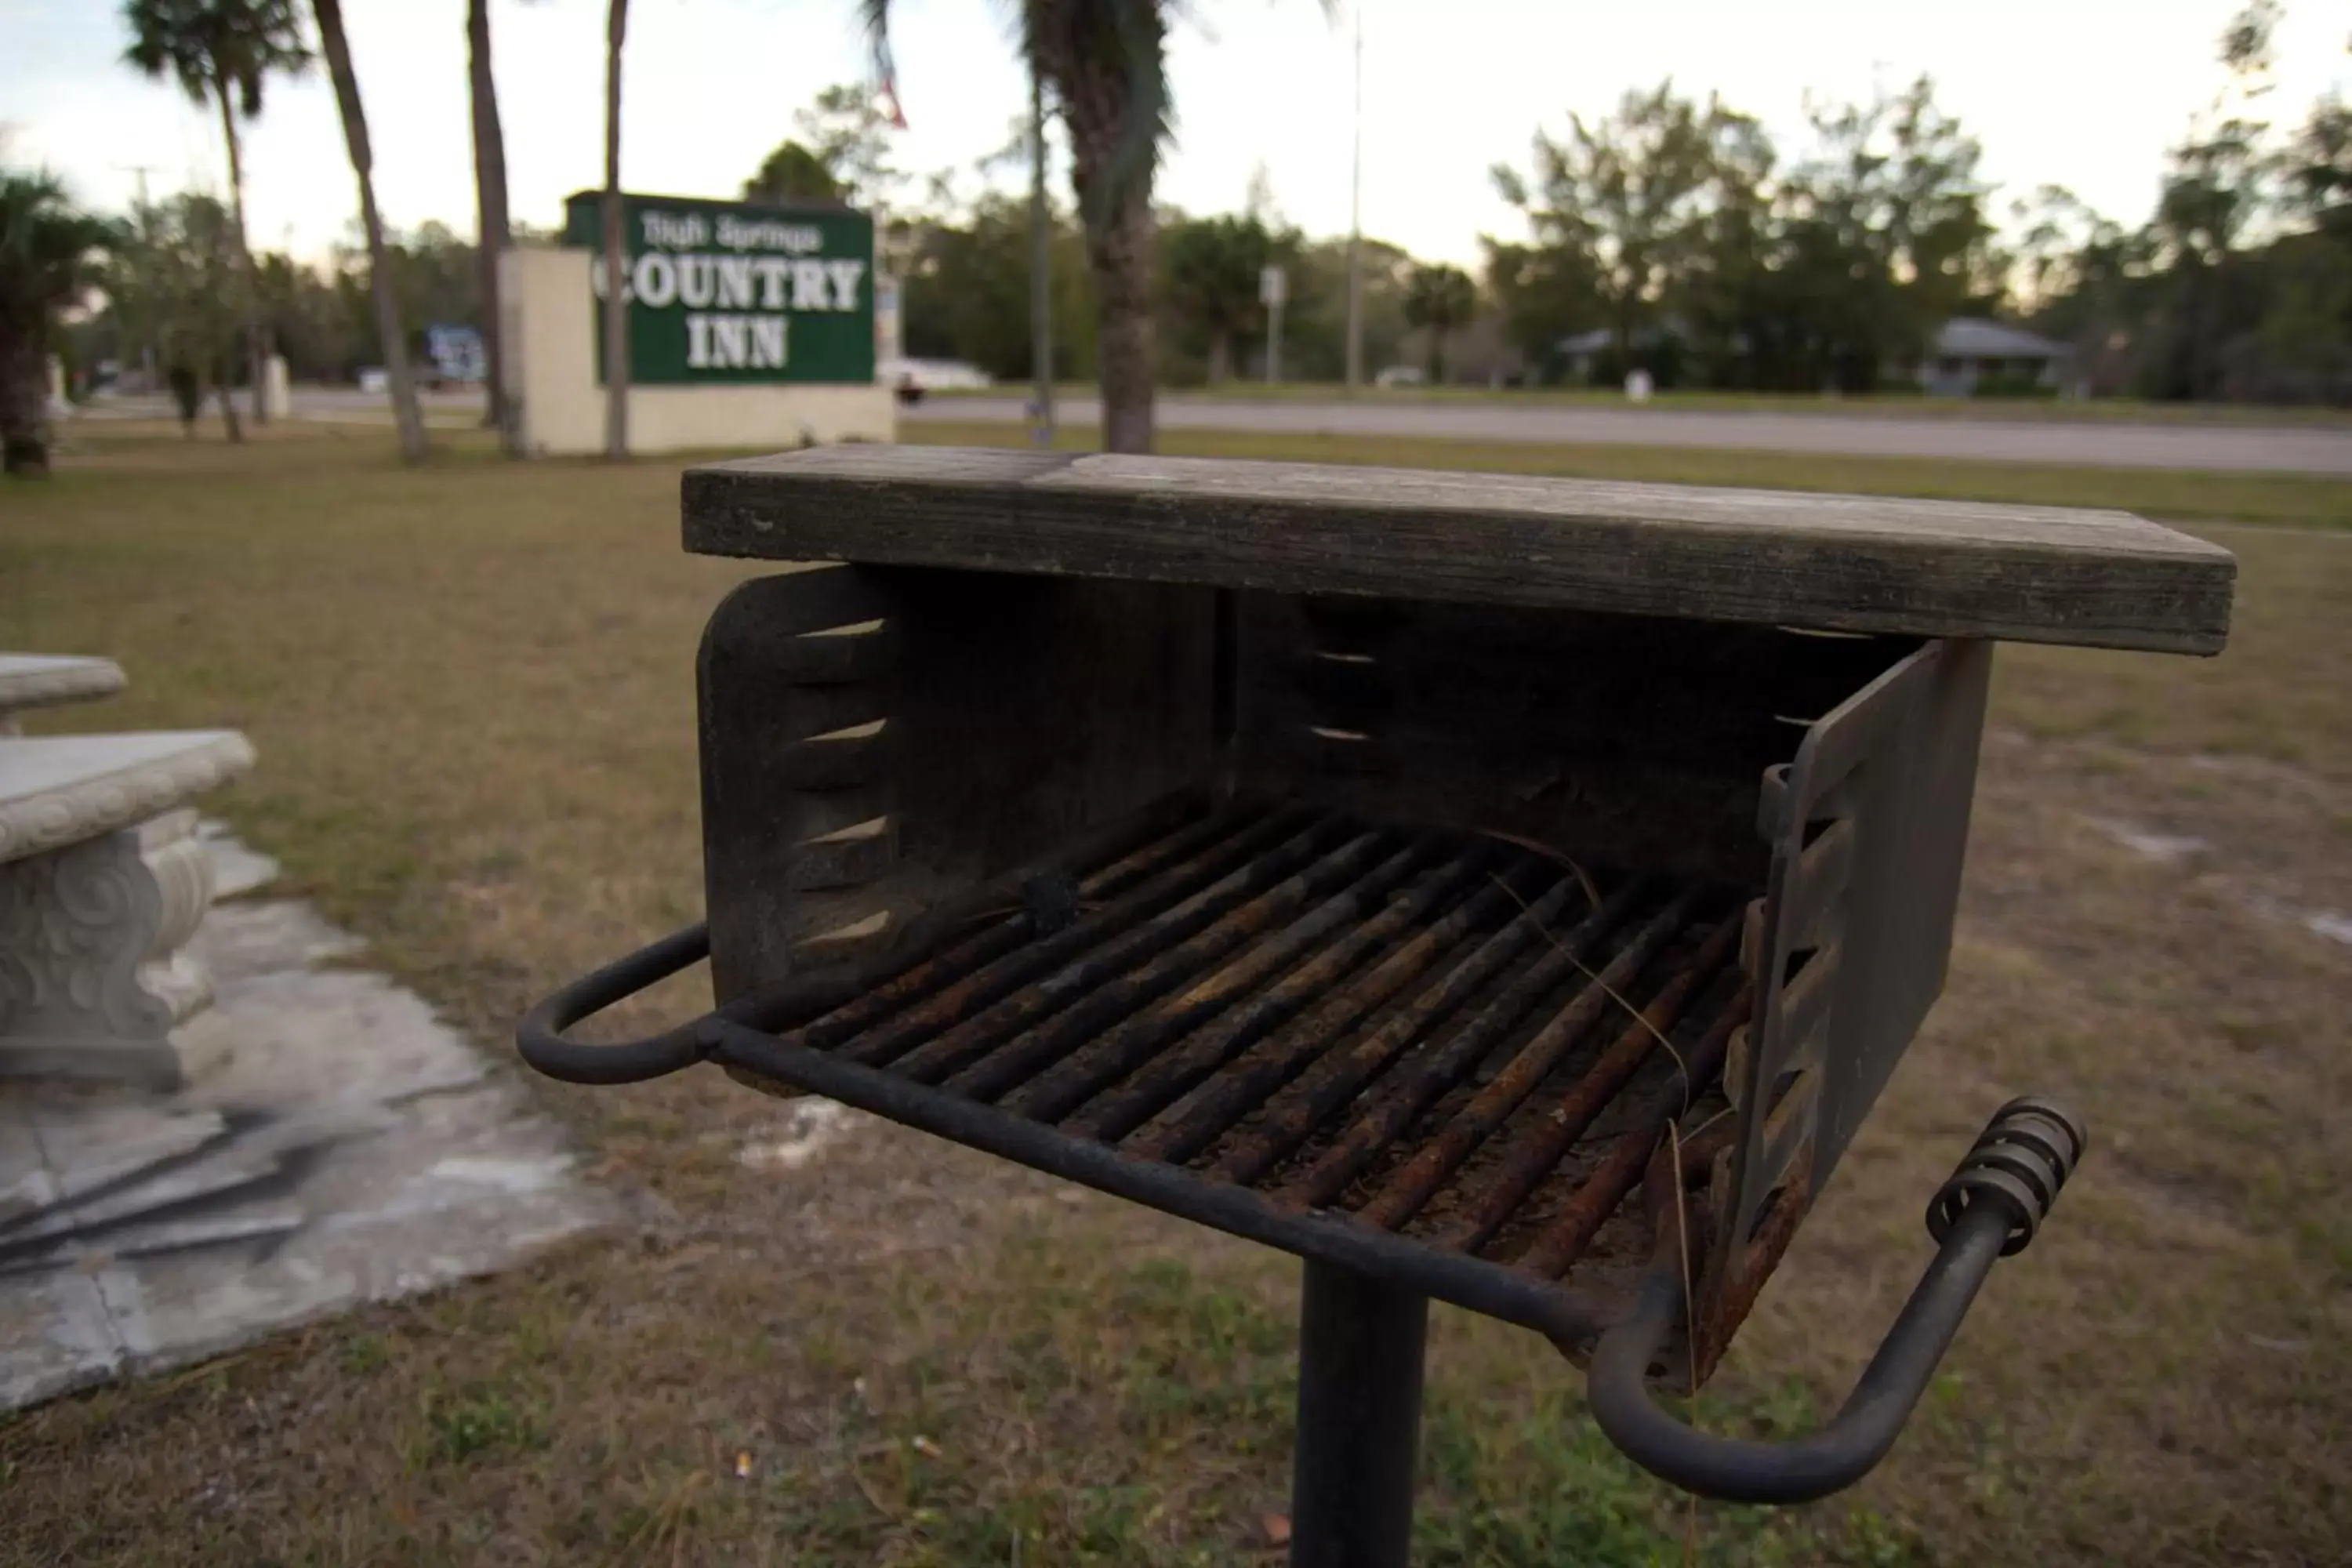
1342, 3, 1364, 393
1029, 58, 1054, 448
1262, 265, 1287, 386
115, 165, 162, 390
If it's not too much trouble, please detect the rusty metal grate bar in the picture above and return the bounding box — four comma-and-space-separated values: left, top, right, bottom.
727, 797, 1750, 1338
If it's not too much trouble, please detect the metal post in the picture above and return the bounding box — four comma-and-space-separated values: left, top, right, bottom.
117, 165, 162, 391
1029, 60, 1055, 449
1342, 3, 1364, 394
1289, 1258, 1426, 1568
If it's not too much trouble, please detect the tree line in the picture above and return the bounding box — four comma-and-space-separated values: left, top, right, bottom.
743, 89, 1515, 392
1480, 4, 2350, 400
895, 191, 1439, 390
2, 0, 532, 470
740, 2, 2350, 403
3, 0, 2346, 477
0, 0, 444, 466
753, 5, 2351, 405
6, 0, 1247, 466
2025, 3, 2350, 402
86, 205, 481, 393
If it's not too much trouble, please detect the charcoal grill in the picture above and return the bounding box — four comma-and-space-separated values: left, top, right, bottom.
521, 448, 2233, 1560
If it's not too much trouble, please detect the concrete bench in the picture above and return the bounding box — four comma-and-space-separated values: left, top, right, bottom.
0, 730, 256, 1088
0, 654, 126, 736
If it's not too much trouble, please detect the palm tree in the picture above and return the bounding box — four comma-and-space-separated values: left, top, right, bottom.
862, 1, 1313, 453
122, 0, 310, 426
601, 0, 630, 459
1163, 212, 1280, 383
467, 0, 518, 452
744, 141, 848, 206
1403, 262, 1475, 385
111, 194, 246, 440
310, 0, 425, 463
0, 172, 118, 477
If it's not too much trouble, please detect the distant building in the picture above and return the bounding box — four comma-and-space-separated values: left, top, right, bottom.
1552, 316, 2072, 397
1555, 322, 1693, 384
425, 324, 487, 386
1911, 318, 2069, 397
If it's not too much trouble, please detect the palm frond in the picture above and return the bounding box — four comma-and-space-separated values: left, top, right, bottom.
1004, 0, 1040, 95
0, 170, 122, 328
855, 0, 895, 84
121, 0, 216, 107
118, 0, 310, 118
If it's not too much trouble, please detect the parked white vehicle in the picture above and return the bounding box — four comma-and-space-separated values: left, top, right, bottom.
879, 358, 992, 405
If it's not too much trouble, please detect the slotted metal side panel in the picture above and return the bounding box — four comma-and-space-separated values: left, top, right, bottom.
1714, 639, 1993, 1324
698, 567, 1219, 1002
698, 568, 902, 1001
1813, 639, 1992, 1173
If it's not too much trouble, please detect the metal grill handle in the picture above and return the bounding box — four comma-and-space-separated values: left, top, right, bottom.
1586, 1098, 2087, 1505
514, 920, 960, 1085
516, 923, 714, 1085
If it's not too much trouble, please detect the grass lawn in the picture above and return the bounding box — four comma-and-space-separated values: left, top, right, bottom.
2, 419, 2349, 1566
935, 381, 2352, 429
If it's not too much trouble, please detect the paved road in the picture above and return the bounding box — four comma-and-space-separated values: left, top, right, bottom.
76, 386, 2352, 475
75, 387, 486, 427
912, 395, 2352, 476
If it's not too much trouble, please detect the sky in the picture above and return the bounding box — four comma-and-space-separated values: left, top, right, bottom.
4, 0, 2348, 270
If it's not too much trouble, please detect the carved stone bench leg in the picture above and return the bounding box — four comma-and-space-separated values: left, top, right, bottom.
0, 808, 230, 1090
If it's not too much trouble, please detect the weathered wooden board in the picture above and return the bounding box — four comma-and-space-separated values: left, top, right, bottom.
681, 445, 2237, 654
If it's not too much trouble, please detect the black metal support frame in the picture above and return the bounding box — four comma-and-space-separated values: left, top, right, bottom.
1584, 1095, 2084, 1503
1291, 1261, 1427, 1568
521, 916, 2087, 1525
515, 905, 1624, 1345
496, 448, 2204, 1555
517, 804, 1762, 1349
1594, 1200, 2008, 1505
514, 545, 2071, 1550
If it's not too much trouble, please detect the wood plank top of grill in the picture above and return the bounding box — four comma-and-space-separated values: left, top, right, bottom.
682, 445, 2235, 655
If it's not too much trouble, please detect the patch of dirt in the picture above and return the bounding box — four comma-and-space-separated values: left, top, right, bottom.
1983, 728, 2352, 941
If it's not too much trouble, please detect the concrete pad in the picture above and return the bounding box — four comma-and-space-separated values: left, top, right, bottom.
12, 1102, 227, 1190
0, 828, 616, 1410
0, 1269, 122, 1397
200, 820, 279, 901
0, 1100, 49, 1229
195, 899, 365, 983
2, 1205, 306, 1277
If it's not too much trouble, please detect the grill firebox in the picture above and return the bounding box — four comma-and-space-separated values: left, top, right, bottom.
521, 446, 2233, 1558
768, 800, 1742, 1334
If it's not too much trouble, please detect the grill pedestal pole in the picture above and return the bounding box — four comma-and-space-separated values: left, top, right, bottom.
1290, 1260, 1428, 1568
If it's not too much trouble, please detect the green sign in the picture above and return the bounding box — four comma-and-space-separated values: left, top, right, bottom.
561, 191, 876, 386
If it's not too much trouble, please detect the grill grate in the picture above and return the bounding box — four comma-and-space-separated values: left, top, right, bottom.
715, 797, 1751, 1339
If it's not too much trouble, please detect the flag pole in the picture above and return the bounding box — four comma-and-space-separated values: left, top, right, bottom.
1343, 2, 1364, 394
1030, 57, 1055, 448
